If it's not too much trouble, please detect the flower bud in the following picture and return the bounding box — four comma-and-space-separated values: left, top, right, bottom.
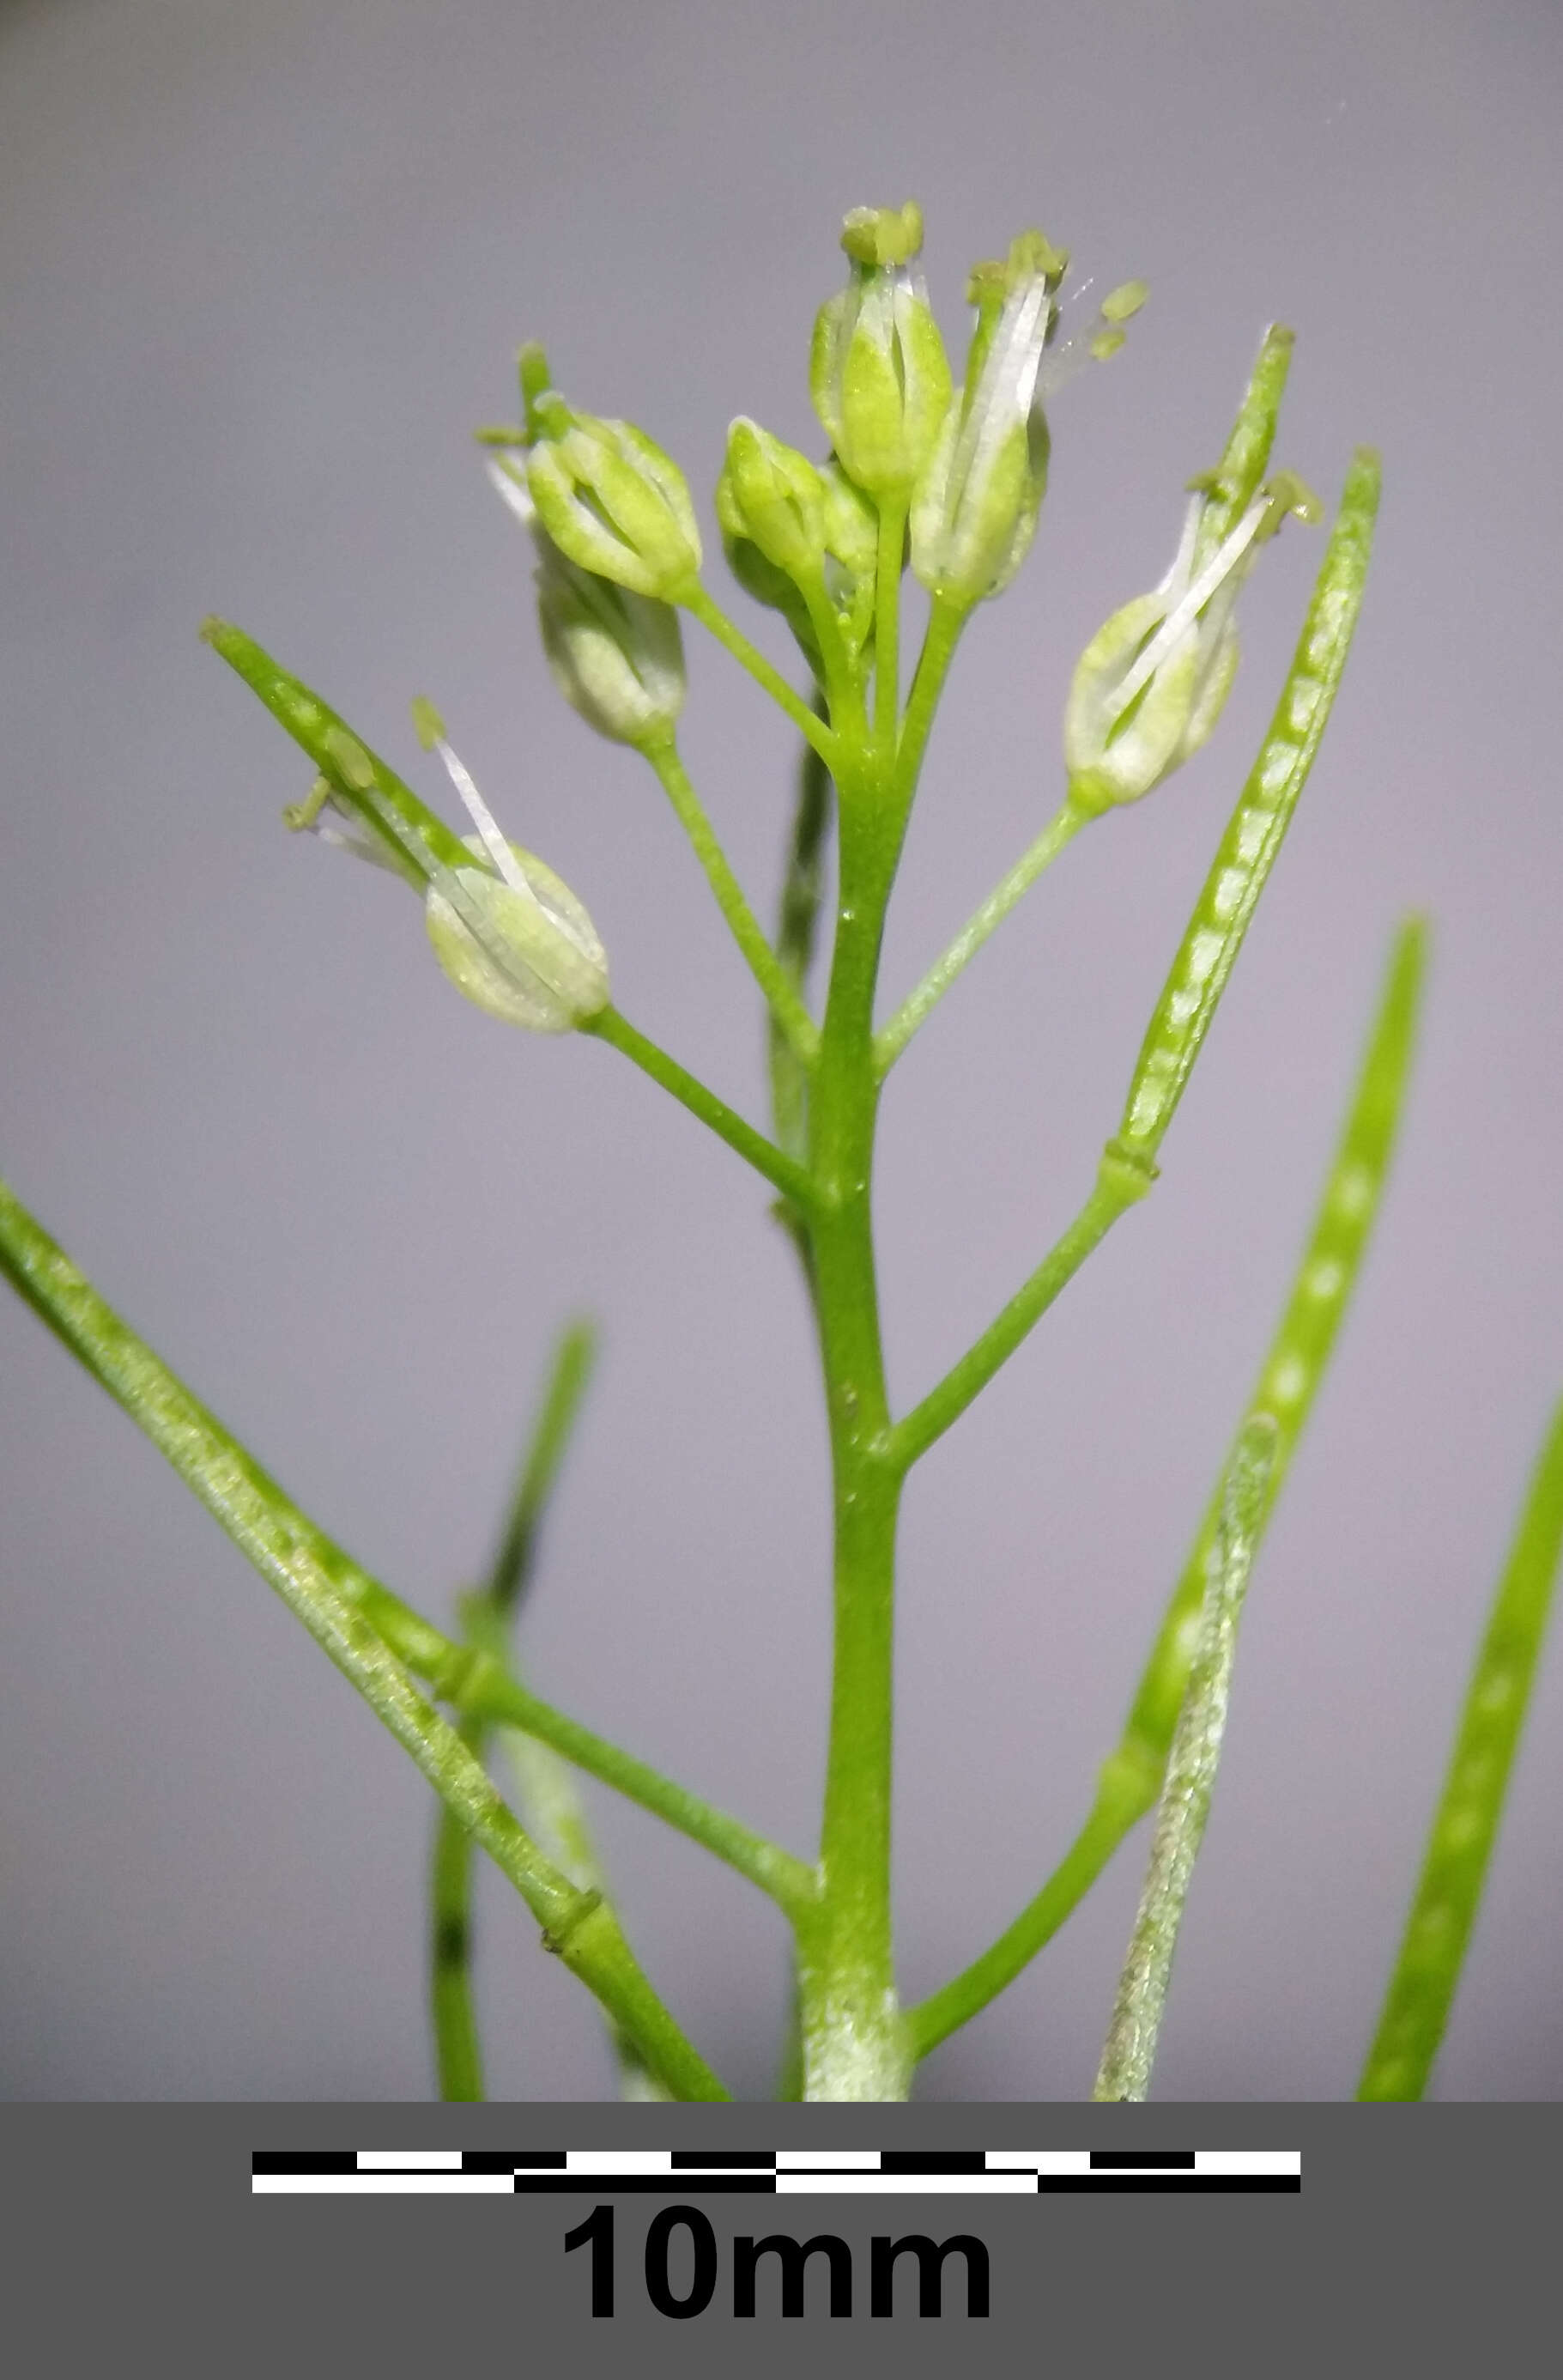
810, 202, 952, 501
716, 446, 878, 673
911, 231, 1062, 609
426, 835, 609, 1033
718, 418, 827, 586
527, 410, 702, 602
1063, 472, 1315, 815
714, 482, 821, 675
535, 535, 685, 748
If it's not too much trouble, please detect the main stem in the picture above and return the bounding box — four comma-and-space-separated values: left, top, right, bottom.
796, 729, 914, 2098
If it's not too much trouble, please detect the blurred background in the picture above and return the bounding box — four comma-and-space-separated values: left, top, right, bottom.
2, 0, 1560, 2101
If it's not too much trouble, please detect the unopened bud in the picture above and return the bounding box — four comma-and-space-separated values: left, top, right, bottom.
716, 447, 878, 672
536, 536, 685, 748
810, 203, 952, 500
527, 410, 701, 602
718, 418, 827, 586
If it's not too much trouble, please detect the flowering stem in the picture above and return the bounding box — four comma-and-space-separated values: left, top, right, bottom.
641, 734, 818, 1064
683, 585, 839, 764
876, 798, 1085, 1072
584, 1005, 817, 1211
793, 749, 912, 2098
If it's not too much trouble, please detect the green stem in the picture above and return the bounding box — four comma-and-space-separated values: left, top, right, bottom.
895, 597, 966, 795
890, 1149, 1152, 1474
785, 565, 980, 2094
430, 1719, 488, 2102
769, 713, 833, 1169
642, 735, 818, 1065
1358, 1390, 1563, 2102
1092, 1420, 1275, 2103
797, 786, 910, 2096
0, 1176, 726, 2101
429, 1320, 597, 2102
904, 919, 1427, 2060
488, 1318, 599, 1618
875, 800, 1085, 1072
684, 585, 838, 764
906, 1765, 1160, 2064
584, 1005, 816, 1211
500, 1727, 672, 2100
338, 1574, 807, 1906
874, 501, 907, 751
460, 1659, 817, 1913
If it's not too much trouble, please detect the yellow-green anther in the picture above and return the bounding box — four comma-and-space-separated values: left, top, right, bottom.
410, 695, 446, 751
427, 835, 609, 1033
527, 411, 702, 603
718, 418, 827, 587
810, 203, 952, 500
911, 240, 1056, 610
1100, 279, 1149, 325
839, 199, 924, 267
1087, 326, 1127, 361
535, 533, 686, 749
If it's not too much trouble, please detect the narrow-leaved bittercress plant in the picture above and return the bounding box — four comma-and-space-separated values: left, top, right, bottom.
3, 201, 1560, 2102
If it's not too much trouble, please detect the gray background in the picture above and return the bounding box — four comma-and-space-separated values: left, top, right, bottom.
2, 0, 1560, 2101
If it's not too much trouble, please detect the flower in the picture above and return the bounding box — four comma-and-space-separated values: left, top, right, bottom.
1064, 470, 1318, 814
910, 231, 1067, 610
809, 202, 953, 501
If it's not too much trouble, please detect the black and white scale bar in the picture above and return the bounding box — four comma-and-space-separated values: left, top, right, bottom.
252, 2147, 1299, 2196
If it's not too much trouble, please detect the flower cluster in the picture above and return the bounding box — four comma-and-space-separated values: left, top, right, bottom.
215, 203, 1318, 1041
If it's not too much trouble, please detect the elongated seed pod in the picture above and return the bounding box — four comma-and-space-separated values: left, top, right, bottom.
1192, 322, 1295, 566
902, 918, 1427, 2065
1358, 1392, 1563, 2101
1120, 915, 1427, 1762
202, 618, 470, 883
1111, 448, 1381, 1173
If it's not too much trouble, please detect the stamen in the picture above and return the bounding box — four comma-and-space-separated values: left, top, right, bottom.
1110, 495, 1271, 719
315, 821, 411, 877
434, 738, 535, 901
485, 455, 537, 528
